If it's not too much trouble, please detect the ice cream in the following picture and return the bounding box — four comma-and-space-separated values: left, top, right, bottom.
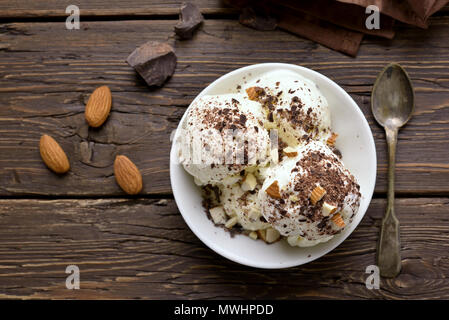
258, 140, 361, 246
244, 70, 331, 147
177, 69, 361, 248
177, 93, 272, 186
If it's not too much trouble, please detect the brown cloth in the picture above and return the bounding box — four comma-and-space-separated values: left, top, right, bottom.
226, 0, 449, 56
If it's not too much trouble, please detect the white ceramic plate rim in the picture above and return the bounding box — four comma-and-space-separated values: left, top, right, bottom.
170, 63, 377, 269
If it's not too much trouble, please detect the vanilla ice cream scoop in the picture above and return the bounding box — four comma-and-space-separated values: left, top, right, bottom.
177, 94, 272, 186
244, 70, 331, 147
220, 182, 270, 231
258, 140, 361, 246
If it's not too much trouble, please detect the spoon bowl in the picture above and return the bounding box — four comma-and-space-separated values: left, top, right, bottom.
371, 63, 415, 129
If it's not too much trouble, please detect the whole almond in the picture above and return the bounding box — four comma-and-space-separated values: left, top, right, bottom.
85, 85, 112, 127
114, 155, 143, 195
39, 135, 70, 174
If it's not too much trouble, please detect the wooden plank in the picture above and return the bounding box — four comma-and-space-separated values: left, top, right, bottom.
0, 19, 449, 196
0, 1, 446, 19
0, 197, 448, 299
0, 0, 233, 18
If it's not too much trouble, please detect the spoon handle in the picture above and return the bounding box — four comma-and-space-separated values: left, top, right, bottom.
377, 126, 402, 278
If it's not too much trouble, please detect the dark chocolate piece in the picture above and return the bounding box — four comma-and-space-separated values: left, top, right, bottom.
239, 7, 277, 31
126, 41, 177, 87
174, 2, 204, 40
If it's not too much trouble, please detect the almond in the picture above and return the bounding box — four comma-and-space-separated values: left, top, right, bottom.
39, 134, 70, 174
246, 86, 264, 101
310, 185, 326, 205
270, 147, 279, 164
257, 229, 267, 242
225, 216, 238, 229
85, 85, 112, 127
265, 228, 280, 243
209, 206, 227, 225
322, 202, 338, 217
114, 155, 143, 195
249, 231, 258, 240
241, 173, 257, 191
289, 194, 299, 202
266, 180, 281, 199
331, 213, 345, 228
283, 146, 298, 158
327, 132, 338, 146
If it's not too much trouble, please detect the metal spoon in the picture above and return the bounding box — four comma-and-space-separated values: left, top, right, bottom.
371, 63, 414, 278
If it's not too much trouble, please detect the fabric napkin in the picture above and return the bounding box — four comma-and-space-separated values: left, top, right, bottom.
226, 0, 449, 56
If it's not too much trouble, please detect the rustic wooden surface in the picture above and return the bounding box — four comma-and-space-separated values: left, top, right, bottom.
1, 19, 449, 196
0, 198, 448, 299
0, 0, 448, 299
0, 0, 235, 18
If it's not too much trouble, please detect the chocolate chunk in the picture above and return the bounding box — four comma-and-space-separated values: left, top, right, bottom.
238, 7, 277, 31
239, 114, 247, 125
174, 2, 204, 40
126, 41, 177, 87
332, 148, 342, 159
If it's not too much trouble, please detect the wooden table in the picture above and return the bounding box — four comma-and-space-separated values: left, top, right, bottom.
0, 1, 448, 300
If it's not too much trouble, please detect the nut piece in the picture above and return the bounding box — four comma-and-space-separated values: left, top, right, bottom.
85, 85, 112, 127
265, 228, 280, 243
248, 207, 261, 220
327, 132, 338, 146
209, 206, 227, 225
283, 146, 298, 158
270, 147, 279, 164
310, 185, 326, 205
257, 229, 267, 242
287, 235, 302, 247
246, 86, 264, 101
225, 216, 238, 229
266, 180, 281, 199
289, 195, 299, 202
39, 135, 70, 174
331, 213, 346, 228
249, 231, 258, 240
114, 155, 143, 195
241, 173, 257, 191
322, 202, 338, 217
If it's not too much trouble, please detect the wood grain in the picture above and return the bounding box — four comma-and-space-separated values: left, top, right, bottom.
1, 19, 449, 196
0, 197, 448, 299
0, 0, 233, 18
0, 1, 447, 19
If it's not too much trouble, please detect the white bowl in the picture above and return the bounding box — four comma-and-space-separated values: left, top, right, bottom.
170, 63, 376, 269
